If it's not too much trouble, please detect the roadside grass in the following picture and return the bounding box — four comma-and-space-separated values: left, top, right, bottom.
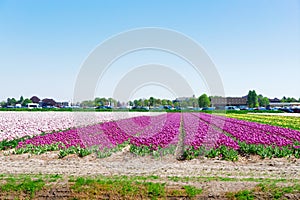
167, 175, 297, 184
0, 174, 203, 199
255, 183, 300, 199
0, 175, 45, 198
226, 189, 254, 200
0, 174, 299, 199
226, 183, 300, 200
70, 175, 201, 199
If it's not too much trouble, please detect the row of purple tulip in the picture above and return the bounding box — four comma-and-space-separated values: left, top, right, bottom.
0, 112, 154, 141
17, 112, 300, 153
194, 113, 299, 147
17, 113, 181, 151
182, 113, 239, 150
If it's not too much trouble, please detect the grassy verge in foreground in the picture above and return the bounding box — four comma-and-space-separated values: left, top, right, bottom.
226, 183, 300, 200
0, 174, 299, 199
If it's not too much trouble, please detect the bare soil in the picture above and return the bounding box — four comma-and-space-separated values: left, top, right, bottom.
0, 149, 299, 199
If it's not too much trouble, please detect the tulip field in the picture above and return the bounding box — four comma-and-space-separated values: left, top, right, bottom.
0, 112, 157, 141
0, 111, 300, 160
225, 113, 300, 131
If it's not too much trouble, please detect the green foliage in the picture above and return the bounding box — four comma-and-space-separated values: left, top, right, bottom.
146, 182, 166, 199
229, 190, 254, 200
48, 174, 63, 182
247, 90, 259, 108
0, 174, 298, 199
184, 146, 238, 161
238, 142, 298, 159
183, 185, 202, 197
22, 98, 32, 106
0, 136, 30, 150
129, 144, 176, 158
219, 146, 239, 161
15, 143, 61, 155
129, 145, 152, 156
256, 183, 300, 199
18, 96, 24, 104
198, 94, 210, 108
95, 142, 130, 158
70, 176, 167, 199
77, 148, 93, 157
281, 96, 298, 103
259, 96, 270, 107
58, 146, 92, 158
228, 183, 300, 200
14, 143, 92, 158
96, 148, 113, 158
0, 177, 45, 198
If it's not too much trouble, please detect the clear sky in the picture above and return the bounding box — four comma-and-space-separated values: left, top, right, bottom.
0, 0, 299, 102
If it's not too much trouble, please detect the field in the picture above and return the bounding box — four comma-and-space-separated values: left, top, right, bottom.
0, 111, 300, 199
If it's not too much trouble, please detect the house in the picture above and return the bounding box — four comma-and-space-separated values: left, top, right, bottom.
56, 101, 71, 108
30, 96, 41, 104
210, 97, 248, 107
41, 98, 56, 107
269, 98, 281, 103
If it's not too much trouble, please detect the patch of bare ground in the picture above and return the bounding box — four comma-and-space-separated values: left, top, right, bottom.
0, 149, 299, 199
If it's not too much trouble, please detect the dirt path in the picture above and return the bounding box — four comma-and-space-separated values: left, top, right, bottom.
0, 150, 299, 179
0, 150, 299, 199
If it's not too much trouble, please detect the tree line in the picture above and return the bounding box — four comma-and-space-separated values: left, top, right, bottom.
81, 95, 210, 108
0, 96, 32, 107
1, 91, 299, 108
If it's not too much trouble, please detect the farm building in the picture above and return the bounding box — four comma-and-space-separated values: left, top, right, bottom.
210, 97, 248, 107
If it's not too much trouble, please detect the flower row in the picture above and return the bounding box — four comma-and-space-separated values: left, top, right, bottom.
0, 111, 159, 141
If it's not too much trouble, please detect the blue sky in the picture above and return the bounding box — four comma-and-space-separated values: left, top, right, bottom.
0, 0, 299, 102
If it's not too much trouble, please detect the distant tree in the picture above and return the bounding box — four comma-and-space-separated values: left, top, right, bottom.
155, 98, 161, 106
6, 98, 11, 105
188, 97, 198, 107
94, 97, 101, 106
149, 97, 155, 108
133, 100, 138, 107
180, 101, 188, 108
0, 101, 6, 107
198, 94, 210, 108
18, 96, 24, 104
10, 98, 17, 106
95, 98, 108, 106
258, 94, 269, 107
173, 101, 180, 107
81, 100, 94, 107
107, 97, 117, 107
281, 96, 287, 103
128, 101, 133, 106
137, 99, 143, 106
287, 97, 297, 102
161, 99, 168, 106
280, 96, 297, 103
247, 90, 258, 108
22, 98, 32, 106
144, 99, 149, 108
259, 97, 270, 107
